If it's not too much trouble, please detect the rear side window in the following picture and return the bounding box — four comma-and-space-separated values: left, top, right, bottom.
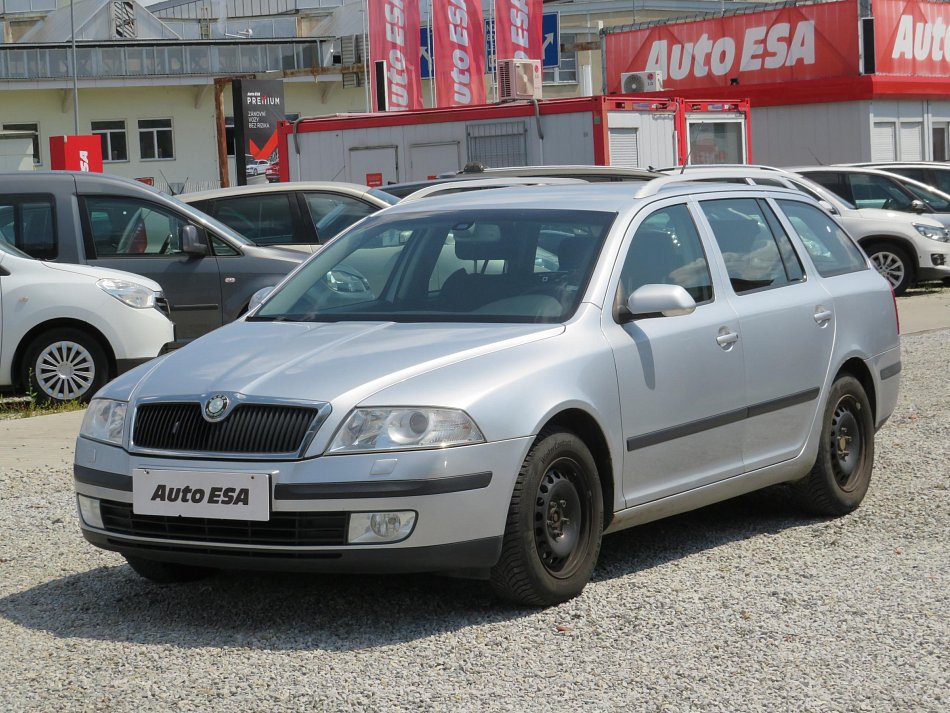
700, 198, 805, 294
0, 195, 57, 259
777, 200, 868, 277
206, 194, 297, 246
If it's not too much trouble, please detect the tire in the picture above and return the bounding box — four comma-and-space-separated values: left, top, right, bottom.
865, 243, 914, 295
22, 328, 109, 404
490, 429, 603, 607
794, 375, 875, 516
124, 555, 213, 584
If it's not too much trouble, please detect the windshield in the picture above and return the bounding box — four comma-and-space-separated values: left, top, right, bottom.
251, 208, 616, 324
900, 180, 950, 211
165, 193, 253, 245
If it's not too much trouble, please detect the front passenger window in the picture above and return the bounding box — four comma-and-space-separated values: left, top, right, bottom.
83, 197, 191, 257
617, 204, 713, 307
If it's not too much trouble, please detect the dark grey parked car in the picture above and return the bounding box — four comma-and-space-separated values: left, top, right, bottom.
0, 172, 304, 343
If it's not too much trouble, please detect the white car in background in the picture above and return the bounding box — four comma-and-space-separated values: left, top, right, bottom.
659, 165, 950, 294
0, 240, 174, 403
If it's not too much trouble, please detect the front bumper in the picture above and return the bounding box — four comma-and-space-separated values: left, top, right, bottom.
73, 436, 533, 573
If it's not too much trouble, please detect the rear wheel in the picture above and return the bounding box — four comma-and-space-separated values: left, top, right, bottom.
490, 429, 603, 606
794, 375, 875, 516
124, 556, 213, 584
865, 243, 914, 295
22, 328, 109, 404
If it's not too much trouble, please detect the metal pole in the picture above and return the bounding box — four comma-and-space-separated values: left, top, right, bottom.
362, 0, 371, 112
489, 0, 495, 103
428, 0, 435, 107
69, 0, 79, 133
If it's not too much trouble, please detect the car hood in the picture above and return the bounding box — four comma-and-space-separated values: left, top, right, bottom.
111, 320, 563, 407
41, 260, 164, 291
851, 207, 944, 227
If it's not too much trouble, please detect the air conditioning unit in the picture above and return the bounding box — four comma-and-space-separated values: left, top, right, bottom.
620, 71, 664, 93
497, 59, 542, 101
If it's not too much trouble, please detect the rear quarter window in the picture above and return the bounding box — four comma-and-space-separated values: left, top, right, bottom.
777, 200, 868, 278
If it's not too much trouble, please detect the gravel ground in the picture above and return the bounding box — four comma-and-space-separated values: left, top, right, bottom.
0, 332, 947, 712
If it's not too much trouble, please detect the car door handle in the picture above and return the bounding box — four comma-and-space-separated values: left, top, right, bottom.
814, 307, 833, 324
716, 330, 739, 348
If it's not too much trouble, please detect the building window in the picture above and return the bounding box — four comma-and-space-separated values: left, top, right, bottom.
2, 122, 41, 165
91, 120, 128, 162
138, 118, 174, 160
543, 32, 577, 84
933, 123, 949, 161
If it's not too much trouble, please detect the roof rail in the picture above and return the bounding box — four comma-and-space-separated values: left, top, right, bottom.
399, 176, 586, 203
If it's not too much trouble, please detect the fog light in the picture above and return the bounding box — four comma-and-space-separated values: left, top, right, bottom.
931, 254, 946, 266
347, 511, 416, 544
77, 495, 104, 529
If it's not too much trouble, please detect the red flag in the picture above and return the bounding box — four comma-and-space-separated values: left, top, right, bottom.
494, 0, 543, 61
368, 0, 424, 111
433, 0, 486, 107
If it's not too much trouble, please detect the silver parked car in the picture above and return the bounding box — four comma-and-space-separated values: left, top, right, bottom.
73, 181, 901, 606
657, 164, 950, 294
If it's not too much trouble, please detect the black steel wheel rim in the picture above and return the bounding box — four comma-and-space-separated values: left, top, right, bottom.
533, 456, 591, 577
830, 395, 864, 490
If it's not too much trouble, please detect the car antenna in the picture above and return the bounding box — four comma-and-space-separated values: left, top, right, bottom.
680, 121, 702, 173
808, 148, 824, 166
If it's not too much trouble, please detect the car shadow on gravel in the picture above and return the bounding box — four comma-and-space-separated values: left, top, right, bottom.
0, 485, 822, 651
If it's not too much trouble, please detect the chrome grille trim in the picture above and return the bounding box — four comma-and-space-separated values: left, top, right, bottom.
129, 397, 331, 459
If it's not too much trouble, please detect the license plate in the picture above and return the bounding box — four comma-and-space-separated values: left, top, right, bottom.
132, 468, 270, 521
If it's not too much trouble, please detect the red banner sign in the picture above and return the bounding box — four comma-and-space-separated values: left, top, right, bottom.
433, 0, 486, 106
494, 0, 543, 61
604, 0, 861, 93
874, 0, 950, 76
369, 0, 423, 111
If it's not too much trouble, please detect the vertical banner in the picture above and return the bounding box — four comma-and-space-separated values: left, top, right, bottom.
494, 0, 543, 61
433, 0, 487, 107
369, 0, 424, 111
231, 78, 284, 186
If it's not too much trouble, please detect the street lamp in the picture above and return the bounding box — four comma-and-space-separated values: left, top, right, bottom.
69, 0, 79, 134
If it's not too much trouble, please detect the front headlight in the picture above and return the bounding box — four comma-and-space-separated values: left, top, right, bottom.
327, 408, 485, 454
80, 399, 127, 446
913, 223, 948, 242
97, 278, 158, 309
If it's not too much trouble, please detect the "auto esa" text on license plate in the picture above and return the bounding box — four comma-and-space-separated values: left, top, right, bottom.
132, 468, 270, 521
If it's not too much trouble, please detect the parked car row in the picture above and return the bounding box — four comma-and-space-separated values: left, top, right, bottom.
2, 160, 947, 407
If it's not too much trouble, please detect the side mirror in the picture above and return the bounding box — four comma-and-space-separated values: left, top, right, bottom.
910, 199, 928, 213
248, 286, 274, 313
818, 200, 838, 215
180, 225, 208, 256
627, 284, 697, 319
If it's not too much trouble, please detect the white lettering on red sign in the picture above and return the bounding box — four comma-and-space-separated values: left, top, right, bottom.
646, 20, 815, 80
891, 15, 950, 62
509, 0, 531, 60
79, 150, 89, 172
448, 0, 473, 104
384, 0, 409, 109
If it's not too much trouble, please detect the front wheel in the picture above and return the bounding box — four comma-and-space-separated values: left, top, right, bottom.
22, 328, 109, 404
794, 375, 875, 516
490, 429, 603, 606
865, 243, 914, 295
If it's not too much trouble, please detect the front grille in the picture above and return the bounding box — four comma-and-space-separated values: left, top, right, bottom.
100, 500, 347, 546
133, 402, 318, 455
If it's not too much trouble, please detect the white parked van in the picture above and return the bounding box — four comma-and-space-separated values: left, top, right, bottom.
0, 240, 174, 403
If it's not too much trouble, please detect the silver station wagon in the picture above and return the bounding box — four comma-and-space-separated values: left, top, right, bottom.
73, 180, 902, 606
